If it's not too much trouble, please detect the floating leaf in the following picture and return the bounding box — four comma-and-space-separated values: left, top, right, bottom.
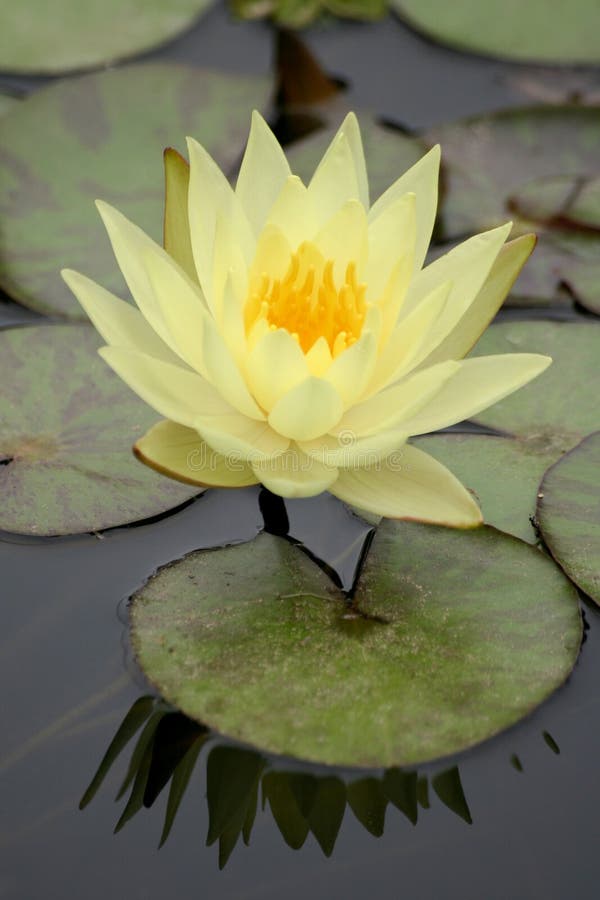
427, 108, 600, 239
0, 325, 198, 535
0, 94, 18, 117
414, 434, 564, 544
509, 175, 600, 233
537, 431, 600, 606
131, 524, 581, 767
0, 0, 215, 75
0, 64, 271, 317
287, 116, 426, 205
471, 321, 600, 447
233, 0, 385, 26
391, 0, 600, 64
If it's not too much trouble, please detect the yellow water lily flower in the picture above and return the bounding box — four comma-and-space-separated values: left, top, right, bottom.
62, 112, 550, 527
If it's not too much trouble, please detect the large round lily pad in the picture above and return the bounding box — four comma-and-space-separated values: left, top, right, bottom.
427, 108, 600, 239
471, 321, 600, 447
414, 434, 562, 544
286, 116, 426, 205
0, 64, 271, 318
131, 524, 581, 767
537, 431, 600, 606
0, 324, 198, 535
0, 0, 215, 75
391, 0, 600, 64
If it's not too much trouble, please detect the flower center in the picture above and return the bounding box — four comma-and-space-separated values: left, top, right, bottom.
244, 241, 367, 357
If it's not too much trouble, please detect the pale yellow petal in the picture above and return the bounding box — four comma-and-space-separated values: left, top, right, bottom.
249, 224, 292, 287
369, 145, 440, 275
305, 336, 333, 376
333, 360, 460, 438
236, 110, 292, 236
401, 354, 552, 436
402, 224, 512, 334
324, 306, 381, 407
268, 376, 344, 441
134, 419, 258, 488
367, 280, 452, 396
163, 148, 197, 284
252, 447, 338, 498
420, 234, 537, 368
299, 428, 408, 468
98, 346, 231, 429
245, 328, 309, 411
200, 319, 265, 420
314, 199, 368, 282
365, 192, 416, 301
265, 175, 317, 249
195, 414, 290, 462
95, 200, 175, 351
330, 443, 483, 527
212, 212, 250, 324
341, 112, 369, 210
308, 130, 362, 226
220, 271, 247, 364
186, 136, 254, 310
61, 269, 181, 367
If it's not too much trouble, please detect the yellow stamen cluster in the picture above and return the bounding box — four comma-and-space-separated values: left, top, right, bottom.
245, 242, 367, 357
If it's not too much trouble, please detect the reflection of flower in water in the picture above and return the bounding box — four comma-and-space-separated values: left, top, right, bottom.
63, 112, 550, 524
81, 697, 559, 868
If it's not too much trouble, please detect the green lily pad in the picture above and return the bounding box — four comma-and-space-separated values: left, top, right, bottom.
427, 108, 600, 239
131, 524, 581, 767
286, 116, 427, 205
509, 175, 600, 232
391, 0, 600, 64
471, 321, 600, 446
413, 434, 563, 544
0, 94, 18, 117
537, 431, 600, 606
0, 324, 198, 535
233, 0, 385, 26
0, 63, 271, 318
0, 0, 215, 75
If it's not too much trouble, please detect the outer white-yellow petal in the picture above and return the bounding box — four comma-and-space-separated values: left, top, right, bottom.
299, 428, 408, 468
330, 443, 483, 527
308, 129, 362, 225
265, 176, 316, 249
134, 419, 258, 488
340, 112, 369, 209
401, 353, 552, 436
252, 447, 338, 498
99, 346, 231, 429
246, 328, 309, 411
268, 377, 344, 441
314, 199, 368, 281
186, 136, 254, 310
61, 269, 181, 367
420, 234, 536, 368
236, 111, 292, 236
365, 192, 416, 301
369, 145, 440, 275
334, 360, 460, 438
195, 414, 290, 462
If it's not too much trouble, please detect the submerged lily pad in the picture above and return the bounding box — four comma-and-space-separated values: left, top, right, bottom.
286, 116, 426, 204
0, 324, 198, 535
537, 432, 600, 606
427, 107, 600, 239
391, 0, 600, 64
131, 524, 581, 767
0, 0, 215, 75
414, 434, 561, 544
471, 321, 600, 446
0, 64, 271, 318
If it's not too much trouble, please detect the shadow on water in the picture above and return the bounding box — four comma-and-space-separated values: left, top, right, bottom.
80, 696, 561, 869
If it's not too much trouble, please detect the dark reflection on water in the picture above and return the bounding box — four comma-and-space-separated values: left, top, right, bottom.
81, 697, 573, 869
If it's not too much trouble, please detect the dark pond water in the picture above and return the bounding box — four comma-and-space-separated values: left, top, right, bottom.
2, 5, 600, 898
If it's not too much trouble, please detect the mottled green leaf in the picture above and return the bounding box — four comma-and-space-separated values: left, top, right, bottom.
286, 116, 427, 205
427, 108, 600, 239
0, 324, 198, 535
509, 175, 600, 232
391, 0, 600, 64
0, 0, 215, 74
537, 431, 600, 606
0, 94, 18, 117
414, 434, 565, 544
130, 525, 581, 767
0, 64, 271, 317
471, 321, 600, 447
